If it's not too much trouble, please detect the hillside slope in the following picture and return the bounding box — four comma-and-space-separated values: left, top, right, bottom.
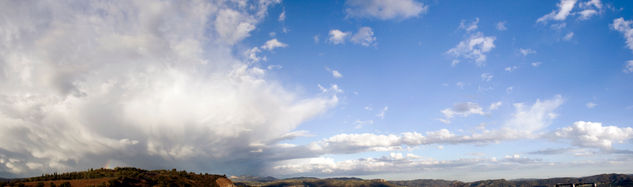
0, 167, 235, 187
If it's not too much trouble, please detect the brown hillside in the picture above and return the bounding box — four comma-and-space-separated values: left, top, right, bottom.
21, 178, 114, 187
0, 167, 235, 187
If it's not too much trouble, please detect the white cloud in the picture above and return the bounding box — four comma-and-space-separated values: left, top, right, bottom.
477, 85, 493, 92
245, 47, 264, 62
313, 35, 320, 44
578, 9, 598, 20
504, 95, 563, 136
215, 9, 257, 45
308, 129, 500, 154
537, 0, 578, 23
577, 0, 602, 20
389, 96, 559, 149
364, 106, 373, 111
553, 121, 633, 149
563, 32, 574, 41
331, 70, 343, 78
505, 66, 518, 72
519, 48, 536, 56
456, 82, 465, 89
532, 62, 542, 67
489, 101, 503, 111
354, 120, 374, 129
496, 21, 507, 31
328, 27, 376, 47
376, 106, 389, 119
506, 87, 514, 94
328, 29, 351, 45
583, 0, 602, 9
325, 67, 343, 78
318, 84, 344, 94
278, 10, 286, 22
527, 147, 596, 156
271, 152, 543, 176
345, 0, 428, 20
261, 38, 288, 50
449, 17, 494, 66
612, 18, 633, 52
350, 27, 377, 47
451, 60, 461, 67
245, 38, 287, 62
437, 118, 451, 124
538, 0, 601, 23
440, 102, 485, 123
551, 23, 567, 30
481, 73, 494, 82
586, 102, 597, 109
447, 32, 496, 65
459, 18, 480, 32
625, 60, 633, 73
267, 65, 283, 70
433, 96, 560, 141
313, 133, 403, 153
260, 96, 564, 164
0, 0, 342, 177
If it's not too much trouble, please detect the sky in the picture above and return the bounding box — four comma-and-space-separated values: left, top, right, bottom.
0, 0, 633, 181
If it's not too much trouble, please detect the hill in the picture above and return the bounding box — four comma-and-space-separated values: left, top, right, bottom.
234, 178, 396, 187
508, 173, 633, 187
389, 179, 464, 187
389, 174, 633, 187
0, 167, 235, 187
235, 173, 633, 187
230, 176, 278, 183
2, 169, 633, 187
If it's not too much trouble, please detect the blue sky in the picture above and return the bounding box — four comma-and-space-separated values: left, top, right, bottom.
0, 0, 633, 181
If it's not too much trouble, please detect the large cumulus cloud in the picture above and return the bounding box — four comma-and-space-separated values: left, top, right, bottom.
0, 0, 337, 177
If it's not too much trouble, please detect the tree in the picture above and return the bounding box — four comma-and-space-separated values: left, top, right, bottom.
59, 181, 71, 187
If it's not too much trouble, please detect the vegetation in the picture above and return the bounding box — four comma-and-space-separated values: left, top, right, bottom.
1, 168, 632, 187
0, 167, 234, 187
235, 173, 633, 187
389, 179, 465, 187
234, 178, 395, 187
390, 174, 633, 187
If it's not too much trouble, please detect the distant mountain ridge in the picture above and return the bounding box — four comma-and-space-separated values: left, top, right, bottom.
235, 173, 633, 187
391, 173, 633, 187
230, 175, 279, 182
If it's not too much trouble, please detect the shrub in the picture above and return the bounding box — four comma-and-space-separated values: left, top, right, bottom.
59, 182, 71, 187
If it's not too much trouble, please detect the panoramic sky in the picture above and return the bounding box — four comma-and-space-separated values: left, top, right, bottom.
1, 0, 633, 181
